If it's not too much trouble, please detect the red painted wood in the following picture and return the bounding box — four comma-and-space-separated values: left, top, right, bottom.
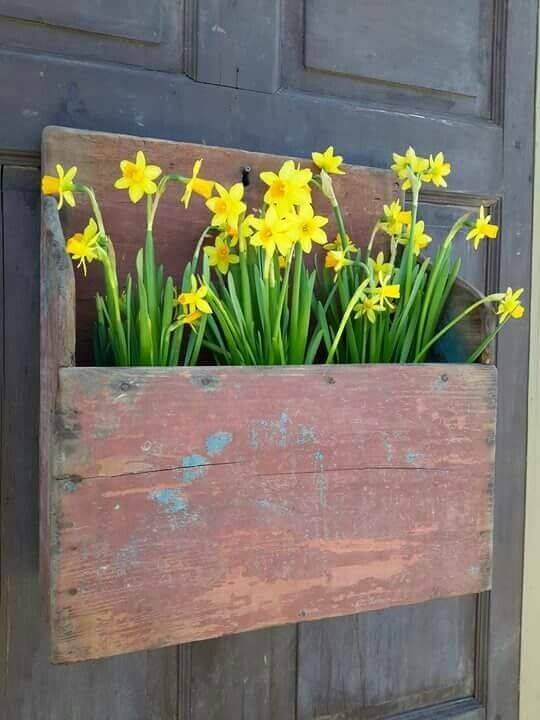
51, 364, 496, 662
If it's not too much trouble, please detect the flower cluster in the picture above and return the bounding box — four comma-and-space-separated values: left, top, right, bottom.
41, 142, 524, 367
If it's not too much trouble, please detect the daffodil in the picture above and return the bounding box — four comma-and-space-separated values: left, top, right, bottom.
41, 164, 78, 209
354, 295, 384, 324
206, 183, 246, 227
371, 277, 401, 311
260, 160, 312, 214
380, 200, 412, 237
312, 146, 345, 175
368, 252, 393, 284
425, 152, 451, 188
250, 206, 292, 258
497, 287, 525, 324
181, 159, 215, 208
177, 275, 212, 315
400, 220, 432, 256
178, 310, 203, 327
391, 147, 429, 190
204, 236, 239, 274
324, 234, 357, 252
218, 216, 254, 249
114, 151, 162, 203
66, 218, 101, 276
289, 203, 328, 252
466, 206, 499, 250
325, 249, 353, 276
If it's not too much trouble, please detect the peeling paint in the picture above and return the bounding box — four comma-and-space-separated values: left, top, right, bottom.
406, 450, 419, 465
249, 412, 290, 449
181, 454, 208, 483
206, 431, 232, 456
150, 488, 187, 513
298, 425, 316, 445
61, 479, 78, 494
256, 499, 290, 515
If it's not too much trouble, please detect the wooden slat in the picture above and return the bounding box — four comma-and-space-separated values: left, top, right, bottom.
50, 363, 496, 662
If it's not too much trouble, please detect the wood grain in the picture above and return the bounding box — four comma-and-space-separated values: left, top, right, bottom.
50, 363, 496, 662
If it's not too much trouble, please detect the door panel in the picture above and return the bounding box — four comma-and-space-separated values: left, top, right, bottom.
297, 598, 476, 720
0, 0, 536, 718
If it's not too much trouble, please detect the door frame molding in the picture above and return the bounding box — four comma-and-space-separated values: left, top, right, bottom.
520, 7, 540, 719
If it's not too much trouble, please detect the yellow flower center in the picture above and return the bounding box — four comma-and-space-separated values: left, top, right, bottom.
214, 198, 228, 214
125, 165, 145, 183
218, 245, 229, 259
301, 222, 311, 235
270, 181, 286, 199
260, 227, 272, 241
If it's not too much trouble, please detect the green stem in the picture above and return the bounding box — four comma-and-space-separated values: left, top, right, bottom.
413, 296, 499, 363
272, 252, 293, 343
326, 283, 367, 364
102, 257, 128, 365
467, 319, 507, 363
404, 184, 419, 304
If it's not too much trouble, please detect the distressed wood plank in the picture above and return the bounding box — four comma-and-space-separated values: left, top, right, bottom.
50, 363, 496, 662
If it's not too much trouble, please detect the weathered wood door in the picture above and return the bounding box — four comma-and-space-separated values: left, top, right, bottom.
0, 2, 536, 718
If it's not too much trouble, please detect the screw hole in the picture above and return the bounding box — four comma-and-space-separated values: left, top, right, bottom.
241, 166, 251, 187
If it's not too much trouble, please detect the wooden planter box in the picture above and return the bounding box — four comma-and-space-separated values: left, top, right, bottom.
40, 128, 497, 663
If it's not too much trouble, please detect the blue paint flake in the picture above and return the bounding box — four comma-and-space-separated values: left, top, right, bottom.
181, 453, 208, 483
406, 450, 419, 465
150, 488, 186, 514
249, 412, 290, 449
206, 431, 232, 456
298, 425, 316, 445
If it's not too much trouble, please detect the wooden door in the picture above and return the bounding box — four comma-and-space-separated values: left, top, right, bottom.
0, 2, 536, 718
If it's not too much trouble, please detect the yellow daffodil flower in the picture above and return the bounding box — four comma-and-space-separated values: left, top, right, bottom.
466, 206, 499, 250
289, 203, 328, 253
177, 275, 212, 315
425, 152, 451, 188
371, 277, 401, 311
497, 287, 525, 324
206, 182, 246, 227
391, 147, 429, 190
219, 216, 254, 249
178, 310, 203, 327
114, 151, 162, 203
354, 295, 385, 324
250, 206, 292, 258
325, 249, 353, 277
380, 200, 412, 237
42, 164, 78, 209
181, 159, 215, 208
312, 146, 345, 175
204, 236, 240, 274
66, 218, 101, 276
260, 160, 312, 214
324, 234, 357, 252
368, 252, 393, 284
400, 220, 432, 256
